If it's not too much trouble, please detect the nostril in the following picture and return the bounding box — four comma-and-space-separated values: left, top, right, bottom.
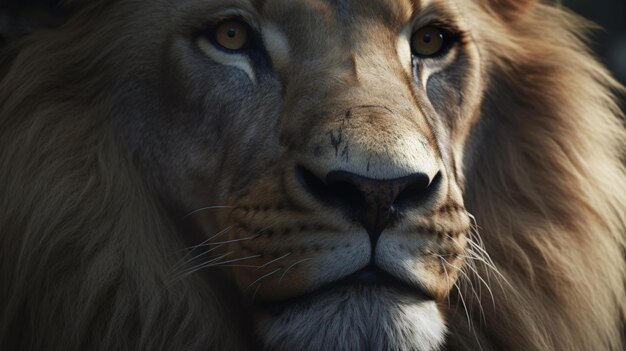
296, 164, 440, 236
394, 171, 442, 209
296, 165, 364, 217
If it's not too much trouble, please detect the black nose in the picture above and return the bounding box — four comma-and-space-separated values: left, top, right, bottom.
297, 166, 438, 248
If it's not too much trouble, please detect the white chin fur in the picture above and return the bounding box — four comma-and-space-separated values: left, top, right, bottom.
256, 286, 446, 351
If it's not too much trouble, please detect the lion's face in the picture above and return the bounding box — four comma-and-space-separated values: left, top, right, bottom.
121, 0, 484, 349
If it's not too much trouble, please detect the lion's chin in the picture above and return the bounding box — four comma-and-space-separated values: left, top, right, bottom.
255, 286, 446, 351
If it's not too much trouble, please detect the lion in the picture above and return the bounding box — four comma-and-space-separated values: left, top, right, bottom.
0, 0, 624, 350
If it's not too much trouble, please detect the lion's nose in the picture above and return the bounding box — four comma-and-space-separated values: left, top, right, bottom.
297, 166, 439, 249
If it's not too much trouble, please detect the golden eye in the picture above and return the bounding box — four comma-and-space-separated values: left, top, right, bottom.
214, 20, 249, 51
411, 27, 446, 57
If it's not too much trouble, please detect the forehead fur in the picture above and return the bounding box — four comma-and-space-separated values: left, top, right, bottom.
257, 0, 424, 27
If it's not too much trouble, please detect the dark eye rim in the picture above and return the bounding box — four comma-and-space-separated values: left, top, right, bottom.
195, 17, 273, 69
410, 25, 460, 59
204, 18, 257, 53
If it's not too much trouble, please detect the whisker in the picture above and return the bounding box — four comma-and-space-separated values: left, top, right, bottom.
246, 268, 282, 291
454, 279, 472, 328
168, 244, 226, 276
167, 252, 233, 283
217, 264, 264, 268
463, 213, 513, 292
203, 234, 260, 246
211, 254, 263, 267
175, 253, 267, 280
453, 278, 484, 351
443, 257, 486, 325
246, 268, 282, 302
182, 205, 233, 220
466, 241, 512, 292
465, 235, 495, 266
175, 252, 234, 277
439, 256, 452, 309
256, 252, 292, 270
177, 226, 234, 254
442, 233, 496, 309
171, 220, 279, 275
171, 226, 233, 269
279, 257, 313, 284
459, 255, 496, 308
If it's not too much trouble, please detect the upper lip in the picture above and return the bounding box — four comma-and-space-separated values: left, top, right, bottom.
260, 264, 433, 314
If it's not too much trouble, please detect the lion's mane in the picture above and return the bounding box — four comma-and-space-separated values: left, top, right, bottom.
0, 1, 624, 350
445, 3, 626, 350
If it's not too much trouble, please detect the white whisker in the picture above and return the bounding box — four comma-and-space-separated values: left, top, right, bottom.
174, 253, 267, 279
246, 268, 282, 292
459, 255, 496, 308
278, 257, 313, 284
182, 205, 233, 220
439, 256, 452, 309
247, 268, 282, 302
443, 257, 486, 325
204, 235, 260, 246
176, 252, 234, 277
212, 254, 263, 266
256, 252, 291, 270
172, 226, 233, 269
169, 242, 226, 275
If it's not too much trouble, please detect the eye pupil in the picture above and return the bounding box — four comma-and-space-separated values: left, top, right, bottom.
411, 26, 448, 57
213, 20, 249, 51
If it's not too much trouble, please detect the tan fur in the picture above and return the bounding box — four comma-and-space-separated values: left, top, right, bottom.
445, 3, 626, 350
0, 0, 624, 350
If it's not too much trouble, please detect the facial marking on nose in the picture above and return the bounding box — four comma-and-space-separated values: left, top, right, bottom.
297, 164, 438, 255
325, 171, 431, 249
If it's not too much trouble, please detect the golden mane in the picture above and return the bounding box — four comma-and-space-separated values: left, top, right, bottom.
0, 1, 624, 350
445, 3, 626, 350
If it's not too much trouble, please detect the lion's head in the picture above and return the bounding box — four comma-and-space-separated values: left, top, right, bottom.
1, 0, 624, 350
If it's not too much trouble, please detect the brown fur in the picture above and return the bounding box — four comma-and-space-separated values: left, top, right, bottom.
0, 0, 625, 350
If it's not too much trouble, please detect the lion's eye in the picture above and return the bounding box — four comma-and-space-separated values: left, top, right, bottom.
411, 26, 447, 57
214, 20, 249, 51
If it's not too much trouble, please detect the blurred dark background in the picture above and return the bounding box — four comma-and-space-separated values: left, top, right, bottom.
562, 0, 626, 88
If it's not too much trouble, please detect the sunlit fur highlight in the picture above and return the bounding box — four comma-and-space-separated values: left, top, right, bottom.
446, 2, 626, 350
0, 1, 624, 351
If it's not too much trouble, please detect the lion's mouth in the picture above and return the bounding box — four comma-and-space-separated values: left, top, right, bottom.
259, 265, 433, 315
